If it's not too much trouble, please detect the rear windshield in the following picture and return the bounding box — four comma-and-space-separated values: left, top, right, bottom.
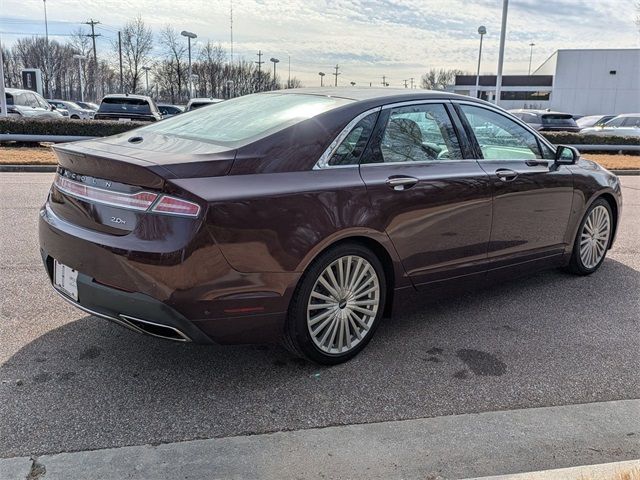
140, 93, 353, 146
99, 97, 152, 114
542, 114, 576, 126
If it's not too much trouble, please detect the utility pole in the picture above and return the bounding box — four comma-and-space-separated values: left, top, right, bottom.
43, 0, 49, 97
410, 77, 414, 89
495, 0, 509, 105
118, 31, 123, 93
85, 19, 101, 100
333, 64, 340, 87
287, 55, 291, 88
381, 75, 387, 87
256, 50, 264, 89
230, 0, 234, 63
403, 79, 408, 88
528, 42, 536, 75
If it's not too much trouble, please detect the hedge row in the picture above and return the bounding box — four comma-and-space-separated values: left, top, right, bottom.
541, 131, 640, 146
0, 117, 638, 146
0, 117, 145, 137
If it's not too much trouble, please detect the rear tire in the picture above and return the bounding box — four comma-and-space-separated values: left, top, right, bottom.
70, 115, 80, 120
283, 243, 386, 365
566, 198, 612, 275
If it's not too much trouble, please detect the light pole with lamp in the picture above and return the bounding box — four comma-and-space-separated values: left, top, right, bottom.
142, 66, 151, 95
180, 30, 197, 99
318, 72, 325, 87
270, 57, 279, 87
73, 54, 86, 102
495, 0, 509, 105
475, 26, 486, 99
528, 42, 536, 75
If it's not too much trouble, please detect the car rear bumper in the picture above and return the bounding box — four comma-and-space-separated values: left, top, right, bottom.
39, 200, 298, 345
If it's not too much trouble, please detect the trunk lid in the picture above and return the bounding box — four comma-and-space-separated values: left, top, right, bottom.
49, 132, 235, 235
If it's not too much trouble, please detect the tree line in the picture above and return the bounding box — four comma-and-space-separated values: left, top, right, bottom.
1, 15, 302, 104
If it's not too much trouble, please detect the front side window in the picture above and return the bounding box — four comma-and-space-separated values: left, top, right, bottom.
372, 103, 462, 163
460, 105, 542, 160
24, 93, 39, 108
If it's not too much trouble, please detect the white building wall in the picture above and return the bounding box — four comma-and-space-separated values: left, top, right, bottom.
550, 49, 640, 116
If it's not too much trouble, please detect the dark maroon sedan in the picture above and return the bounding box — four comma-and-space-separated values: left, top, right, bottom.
39, 89, 622, 364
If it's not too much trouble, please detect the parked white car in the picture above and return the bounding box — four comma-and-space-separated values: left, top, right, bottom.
185, 97, 224, 111
581, 114, 640, 137
47, 100, 95, 120
3, 88, 64, 119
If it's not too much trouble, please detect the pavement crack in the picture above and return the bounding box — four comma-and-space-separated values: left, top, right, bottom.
26, 456, 46, 480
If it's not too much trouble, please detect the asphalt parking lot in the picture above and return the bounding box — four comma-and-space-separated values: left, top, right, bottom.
1, 172, 639, 459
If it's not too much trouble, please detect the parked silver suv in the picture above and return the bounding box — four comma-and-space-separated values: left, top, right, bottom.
3, 88, 64, 119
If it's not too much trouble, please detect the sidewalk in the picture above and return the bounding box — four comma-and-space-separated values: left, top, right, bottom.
1, 399, 639, 480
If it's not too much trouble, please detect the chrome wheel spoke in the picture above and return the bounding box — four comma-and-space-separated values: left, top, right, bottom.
307, 255, 380, 355
579, 205, 610, 269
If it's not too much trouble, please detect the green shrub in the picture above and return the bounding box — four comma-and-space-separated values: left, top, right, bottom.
0, 117, 145, 137
542, 131, 640, 146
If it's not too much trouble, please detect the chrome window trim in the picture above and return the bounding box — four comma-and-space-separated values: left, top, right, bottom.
313, 107, 381, 170
453, 99, 558, 154
360, 159, 479, 168
381, 99, 450, 110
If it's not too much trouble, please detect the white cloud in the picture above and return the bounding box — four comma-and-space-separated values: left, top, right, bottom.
1, 0, 638, 86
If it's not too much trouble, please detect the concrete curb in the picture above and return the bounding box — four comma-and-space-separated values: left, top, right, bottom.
1, 399, 639, 480
468, 459, 640, 479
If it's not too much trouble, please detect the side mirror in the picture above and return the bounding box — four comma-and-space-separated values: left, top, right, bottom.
50, 104, 57, 111
555, 145, 579, 165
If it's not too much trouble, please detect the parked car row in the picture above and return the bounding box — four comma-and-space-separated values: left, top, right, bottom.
509, 108, 640, 138
2, 87, 221, 122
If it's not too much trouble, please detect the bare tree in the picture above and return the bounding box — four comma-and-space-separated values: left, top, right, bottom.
154, 26, 187, 102
115, 16, 153, 94
420, 68, 465, 90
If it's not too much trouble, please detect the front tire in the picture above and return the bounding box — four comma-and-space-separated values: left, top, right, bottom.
284, 243, 386, 365
567, 198, 612, 275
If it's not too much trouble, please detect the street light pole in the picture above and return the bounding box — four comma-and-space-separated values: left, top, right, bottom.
318, 72, 325, 87
475, 26, 487, 99
181, 31, 197, 100
528, 42, 536, 75
0, 37, 7, 117
142, 66, 151, 95
73, 54, 86, 102
495, 0, 509, 105
43, 0, 49, 97
270, 58, 279, 87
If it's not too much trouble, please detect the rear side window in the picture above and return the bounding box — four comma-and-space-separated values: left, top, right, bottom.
99, 97, 152, 114
327, 112, 378, 167
5, 93, 14, 105
460, 104, 542, 160
142, 93, 353, 146
623, 117, 640, 128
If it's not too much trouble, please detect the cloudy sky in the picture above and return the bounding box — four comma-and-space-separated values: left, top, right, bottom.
1, 0, 638, 86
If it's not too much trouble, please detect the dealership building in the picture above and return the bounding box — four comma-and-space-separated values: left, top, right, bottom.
451, 48, 640, 115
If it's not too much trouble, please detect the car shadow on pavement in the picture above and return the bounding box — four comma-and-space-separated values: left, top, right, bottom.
1, 258, 639, 457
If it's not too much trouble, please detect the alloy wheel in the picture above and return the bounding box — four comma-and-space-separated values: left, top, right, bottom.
579, 205, 611, 269
307, 255, 380, 355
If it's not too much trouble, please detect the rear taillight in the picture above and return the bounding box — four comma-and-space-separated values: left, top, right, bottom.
151, 196, 200, 217
53, 174, 201, 218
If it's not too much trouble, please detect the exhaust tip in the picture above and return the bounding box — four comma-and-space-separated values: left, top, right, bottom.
119, 315, 191, 342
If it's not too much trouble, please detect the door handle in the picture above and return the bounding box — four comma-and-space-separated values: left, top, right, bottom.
386, 176, 418, 191
495, 168, 518, 182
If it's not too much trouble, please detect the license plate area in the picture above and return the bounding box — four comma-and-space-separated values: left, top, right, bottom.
53, 259, 79, 301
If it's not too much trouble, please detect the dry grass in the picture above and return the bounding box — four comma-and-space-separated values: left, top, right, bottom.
613, 468, 640, 480
1, 146, 639, 170
0, 146, 56, 165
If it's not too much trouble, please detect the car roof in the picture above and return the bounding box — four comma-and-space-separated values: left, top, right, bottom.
102, 93, 153, 101
6, 87, 39, 94
271, 87, 468, 103
188, 98, 224, 103
509, 108, 572, 115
